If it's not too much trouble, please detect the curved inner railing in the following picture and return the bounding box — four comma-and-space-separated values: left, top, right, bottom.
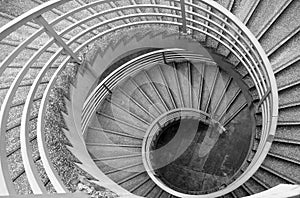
142, 108, 221, 196
82, 49, 215, 131
82, 48, 252, 197
0, 0, 278, 196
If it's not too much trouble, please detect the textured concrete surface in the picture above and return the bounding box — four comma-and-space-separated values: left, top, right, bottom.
259, 0, 300, 52
247, 0, 286, 36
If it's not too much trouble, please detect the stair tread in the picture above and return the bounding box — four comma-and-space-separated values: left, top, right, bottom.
260, 0, 300, 54
247, 0, 289, 37
231, 0, 260, 23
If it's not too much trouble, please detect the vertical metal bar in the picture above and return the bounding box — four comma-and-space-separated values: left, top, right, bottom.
162, 52, 167, 64
74, 0, 113, 28
188, 62, 192, 108
256, 87, 271, 111
103, 84, 112, 94
35, 15, 81, 63
180, 0, 187, 33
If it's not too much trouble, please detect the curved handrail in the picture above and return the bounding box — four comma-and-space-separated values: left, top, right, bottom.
23, 49, 68, 193
142, 108, 220, 197
0, 0, 277, 196
0, 39, 55, 194
82, 48, 217, 124
0, 0, 66, 40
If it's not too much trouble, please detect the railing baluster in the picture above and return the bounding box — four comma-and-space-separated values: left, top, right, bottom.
107, 1, 130, 24
35, 15, 81, 63
74, 0, 114, 28
32, 0, 100, 36
256, 87, 271, 111
180, 0, 187, 34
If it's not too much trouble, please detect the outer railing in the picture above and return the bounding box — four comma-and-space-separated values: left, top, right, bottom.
0, 0, 277, 196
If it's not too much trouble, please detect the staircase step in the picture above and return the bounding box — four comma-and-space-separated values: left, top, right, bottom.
95, 157, 144, 177
107, 98, 151, 126
214, 78, 240, 118
216, 43, 231, 57
132, 69, 167, 114
119, 172, 149, 193
142, 69, 170, 111
269, 141, 300, 163
245, 177, 267, 194
210, 69, 231, 115
147, 65, 175, 110
278, 87, 300, 110
191, 62, 205, 109
260, 0, 300, 54
176, 61, 192, 108
200, 63, 219, 112
278, 106, 300, 122
254, 168, 287, 188
96, 101, 147, 138
225, 53, 240, 67
219, 90, 246, 124
276, 60, 300, 90
130, 178, 152, 196
247, 0, 289, 37
116, 86, 157, 121
267, 152, 300, 166
160, 62, 184, 108
87, 143, 141, 159
234, 63, 249, 77
121, 77, 161, 118
86, 127, 143, 145
231, 0, 260, 23
261, 161, 299, 184
273, 138, 300, 146
145, 185, 162, 198
232, 186, 249, 197
206, 37, 219, 49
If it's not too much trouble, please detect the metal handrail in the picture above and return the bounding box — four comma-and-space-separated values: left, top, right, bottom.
142, 108, 218, 196
0, 0, 277, 196
82, 49, 205, 129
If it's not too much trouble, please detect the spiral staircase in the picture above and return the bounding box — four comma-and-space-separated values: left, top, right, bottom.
0, 0, 300, 197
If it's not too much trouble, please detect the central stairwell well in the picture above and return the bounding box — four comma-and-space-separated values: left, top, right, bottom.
66, 28, 275, 197
86, 48, 256, 196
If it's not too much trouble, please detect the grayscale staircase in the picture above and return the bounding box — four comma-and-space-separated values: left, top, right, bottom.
0, 0, 299, 197
86, 56, 252, 196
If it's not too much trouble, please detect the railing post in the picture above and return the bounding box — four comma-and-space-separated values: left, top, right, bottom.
103, 84, 112, 94
35, 15, 81, 63
256, 87, 271, 111
180, 0, 187, 34
162, 52, 167, 64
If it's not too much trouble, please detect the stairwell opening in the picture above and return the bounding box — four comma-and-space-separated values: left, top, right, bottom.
88, 47, 258, 197
147, 109, 254, 195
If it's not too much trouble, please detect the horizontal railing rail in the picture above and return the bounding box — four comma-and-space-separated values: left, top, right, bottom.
82, 49, 212, 130
142, 108, 217, 196
0, 0, 278, 197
